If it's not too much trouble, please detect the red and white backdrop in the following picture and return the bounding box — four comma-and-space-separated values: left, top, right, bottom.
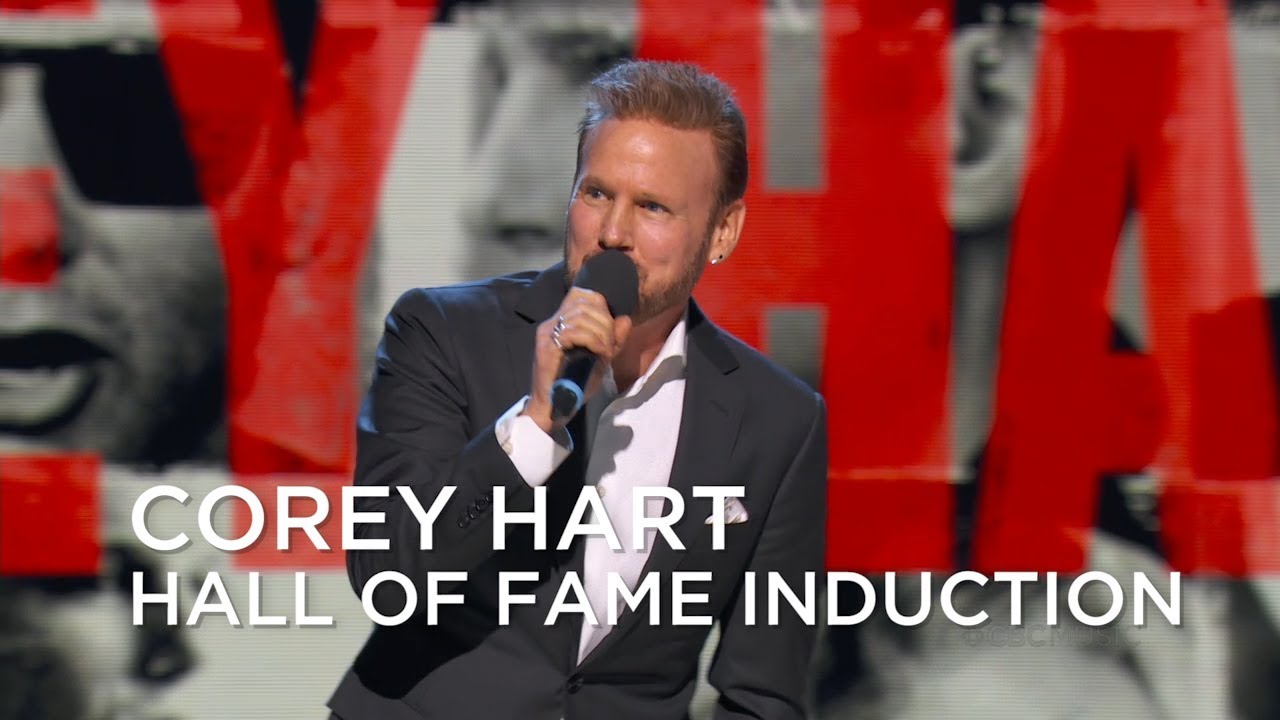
0, 0, 1277, 718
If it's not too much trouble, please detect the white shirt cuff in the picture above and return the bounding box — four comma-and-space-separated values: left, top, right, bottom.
494, 396, 573, 487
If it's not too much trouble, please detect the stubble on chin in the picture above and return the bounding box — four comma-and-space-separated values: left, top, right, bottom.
562, 234, 711, 325
632, 238, 711, 324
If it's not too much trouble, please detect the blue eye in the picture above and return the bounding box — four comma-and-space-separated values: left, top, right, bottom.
642, 201, 666, 213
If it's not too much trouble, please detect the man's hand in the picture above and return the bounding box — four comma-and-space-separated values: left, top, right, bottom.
522, 288, 632, 434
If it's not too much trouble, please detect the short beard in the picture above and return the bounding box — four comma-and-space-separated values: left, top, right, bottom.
564, 233, 713, 325
632, 238, 708, 324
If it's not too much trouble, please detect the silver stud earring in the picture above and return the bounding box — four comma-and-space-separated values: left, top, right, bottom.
711, 255, 723, 265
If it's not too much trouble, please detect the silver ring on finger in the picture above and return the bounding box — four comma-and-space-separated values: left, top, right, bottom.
552, 315, 566, 351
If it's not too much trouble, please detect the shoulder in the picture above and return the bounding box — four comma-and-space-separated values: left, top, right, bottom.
711, 324, 825, 426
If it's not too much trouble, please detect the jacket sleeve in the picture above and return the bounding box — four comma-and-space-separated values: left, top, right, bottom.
345, 288, 539, 615
709, 392, 828, 719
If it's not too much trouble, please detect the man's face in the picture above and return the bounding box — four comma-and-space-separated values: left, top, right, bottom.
565, 118, 719, 323
0, 62, 225, 464
459, 1, 635, 280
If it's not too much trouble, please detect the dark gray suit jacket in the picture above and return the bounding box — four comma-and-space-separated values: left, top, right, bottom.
328, 264, 827, 720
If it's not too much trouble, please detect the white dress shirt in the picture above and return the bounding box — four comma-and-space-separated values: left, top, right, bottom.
494, 314, 688, 664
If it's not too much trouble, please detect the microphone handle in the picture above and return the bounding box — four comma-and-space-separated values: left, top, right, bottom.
550, 350, 597, 421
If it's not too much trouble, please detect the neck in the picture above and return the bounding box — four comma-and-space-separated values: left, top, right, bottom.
612, 300, 686, 393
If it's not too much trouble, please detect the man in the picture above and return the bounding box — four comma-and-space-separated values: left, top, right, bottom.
0, 33, 224, 465
0, 24, 215, 717
0, 7, 376, 717
331, 60, 828, 720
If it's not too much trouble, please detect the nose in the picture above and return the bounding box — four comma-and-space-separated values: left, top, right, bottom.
597, 201, 634, 252
459, 67, 581, 255
0, 65, 78, 286
0, 168, 60, 286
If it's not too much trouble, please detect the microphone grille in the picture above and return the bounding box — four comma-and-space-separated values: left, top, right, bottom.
575, 249, 639, 317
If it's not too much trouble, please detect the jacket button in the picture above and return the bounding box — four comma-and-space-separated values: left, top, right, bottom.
457, 516, 470, 529
565, 674, 584, 693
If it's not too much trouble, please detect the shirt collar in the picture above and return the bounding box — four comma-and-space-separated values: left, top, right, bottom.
603, 308, 689, 399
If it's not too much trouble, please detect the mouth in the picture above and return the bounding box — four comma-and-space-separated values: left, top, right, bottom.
0, 331, 111, 433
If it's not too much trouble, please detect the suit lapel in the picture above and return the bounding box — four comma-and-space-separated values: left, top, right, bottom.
504, 264, 596, 669
505, 277, 746, 669
506, 263, 568, 398
577, 302, 744, 667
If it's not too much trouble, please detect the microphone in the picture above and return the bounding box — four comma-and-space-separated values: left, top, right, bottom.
550, 249, 639, 421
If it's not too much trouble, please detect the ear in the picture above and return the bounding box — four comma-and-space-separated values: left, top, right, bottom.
707, 199, 745, 265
